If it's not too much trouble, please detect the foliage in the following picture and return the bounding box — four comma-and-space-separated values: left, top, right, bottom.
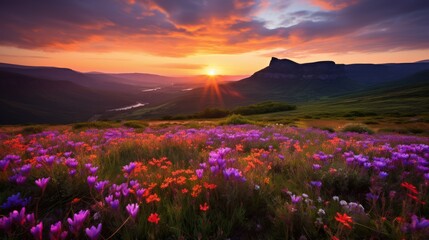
72, 121, 115, 130
232, 101, 296, 116
219, 114, 253, 125
342, 123, 374, 134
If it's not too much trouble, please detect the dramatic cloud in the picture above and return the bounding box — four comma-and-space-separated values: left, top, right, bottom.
0, 0, 428, 57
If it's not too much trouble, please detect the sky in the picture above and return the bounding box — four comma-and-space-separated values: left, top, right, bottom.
0, 0, 428, 76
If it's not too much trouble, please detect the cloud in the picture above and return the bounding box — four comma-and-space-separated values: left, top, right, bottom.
310, 0, 358, 10
0, 0, 428, 57
151, 63, 206, 69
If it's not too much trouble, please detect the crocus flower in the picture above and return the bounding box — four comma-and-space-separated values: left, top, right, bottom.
30, 222, 43, 240
147, 213, 160, 224
290, 194, 302, 204
49, 221, 62, 240
35, 177, 50, 191
87, 176, 98, 187
126, 203, 139, 219
26, 213, 35, 226
67, 210, 89, 235
196, 169, 204, 179
0, 216, 11, 231
85, 223, 102, 240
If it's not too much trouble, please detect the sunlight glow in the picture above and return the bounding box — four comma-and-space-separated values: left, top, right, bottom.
207, 68, 217, 76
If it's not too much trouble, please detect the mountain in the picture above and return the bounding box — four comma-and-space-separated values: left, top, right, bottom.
118, 57, 429, 118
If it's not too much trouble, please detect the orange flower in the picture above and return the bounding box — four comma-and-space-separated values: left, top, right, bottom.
148, 213, 160, 224
203, 182, 217, 190
200, 202, 209, 211
191, 184, 202, 198
146, 193, 161, 203
335, 212, 353, 229
181, 188, 189, 194
176, 176, 187, 185
71, 198, 81, 204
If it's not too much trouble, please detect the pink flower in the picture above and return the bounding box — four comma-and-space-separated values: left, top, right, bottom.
126, 203, 139, 219
35, 177, 50, 191
30, 222, 43, 240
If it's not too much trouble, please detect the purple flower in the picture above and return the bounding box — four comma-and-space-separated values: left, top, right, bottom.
196, 169, 204, 179
0, 216, 11, 231
379, 171, 388, 179
0, 159, 9, 171
9, 207, 26, 225
87, 176, 98, 187
366, 193, 379, 201
85, 223, 102, 240
410, 215, 429, 231
94, 180, 109, 193
50, 221, 67, 240
126, 203, 139, 219
424, 173, 429, 180
312, 164, 321, 170
67, 210, 89, 235
89, 167, 99, 175
35, 177, 50, 191
122, 162, 137, 175
110, 199, 119, 210
310, 181, 322, 188
290, 194, 302, 204
0, 192, 31, 210
69, 169, 76, 176
26, 213, 35, 226
30, 222, 43, 240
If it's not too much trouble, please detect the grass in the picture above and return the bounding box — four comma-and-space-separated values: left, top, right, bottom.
342, 123, 374, 134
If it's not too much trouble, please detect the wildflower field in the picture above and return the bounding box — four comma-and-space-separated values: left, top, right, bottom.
1, 124, 428, 239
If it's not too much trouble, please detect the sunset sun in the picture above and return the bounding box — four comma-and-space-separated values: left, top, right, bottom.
206, 68, 217, 76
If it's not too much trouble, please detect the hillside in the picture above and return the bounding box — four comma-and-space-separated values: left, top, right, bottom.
0, 71, 139, 124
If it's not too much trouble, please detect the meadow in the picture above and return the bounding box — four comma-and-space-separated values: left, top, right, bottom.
1, 121, 428, 239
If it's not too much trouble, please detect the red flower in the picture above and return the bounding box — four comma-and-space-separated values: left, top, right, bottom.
199, 202, 209, 211
401, 182, 418, 195
335, 212, 353, 229
148, 213, 160, 224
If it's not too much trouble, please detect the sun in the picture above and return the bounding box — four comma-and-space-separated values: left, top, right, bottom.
206, 68, 217, 76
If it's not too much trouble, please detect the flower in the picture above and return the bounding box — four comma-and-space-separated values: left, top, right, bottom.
401, 182, 418, 194
335, 212, 353, 229
67, 210, 89, 235
195, 169, 204, 179
290, 194, 302, 204
35, 177, 50, 191
199, 202, 209, 211
126, 203, 139, 219
85, 223, 102, 240
0, 216, 11, 231
409, 215, 429, 231
310, 181, 322, 188
50, 221, 68, 240
87, 176, 98, 187
30, 222, 43, 240
148, 213, 160, 224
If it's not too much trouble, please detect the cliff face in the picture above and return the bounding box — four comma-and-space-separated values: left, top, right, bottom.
252, 57, 347, 81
